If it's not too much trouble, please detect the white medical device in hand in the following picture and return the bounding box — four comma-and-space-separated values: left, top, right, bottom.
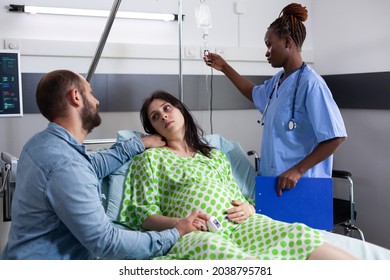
207, 216, 222, 232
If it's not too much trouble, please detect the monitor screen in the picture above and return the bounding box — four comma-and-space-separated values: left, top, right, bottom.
0, 49, 23, 117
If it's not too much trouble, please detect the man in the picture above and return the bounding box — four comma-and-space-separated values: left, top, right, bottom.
1, 70, 203, 259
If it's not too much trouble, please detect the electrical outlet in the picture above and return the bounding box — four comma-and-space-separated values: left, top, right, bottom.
215, 47, 225, 56
184, 46, 197, 58
5, 39, 19, 50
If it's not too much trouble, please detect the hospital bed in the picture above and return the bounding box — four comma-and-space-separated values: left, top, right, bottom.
86, 130, 390, 260
2, 131, 390, 259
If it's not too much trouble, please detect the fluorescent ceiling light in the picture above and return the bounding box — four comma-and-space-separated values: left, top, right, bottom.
8, 4, 179, 21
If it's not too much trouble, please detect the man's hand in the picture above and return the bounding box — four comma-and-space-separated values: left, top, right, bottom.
174, 211, 209, 237
140, 134, 166, 148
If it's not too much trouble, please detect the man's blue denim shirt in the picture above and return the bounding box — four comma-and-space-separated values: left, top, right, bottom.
2, 123, 179, 259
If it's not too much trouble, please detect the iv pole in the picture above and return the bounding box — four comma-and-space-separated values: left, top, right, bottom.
178, 0, 184, 102
86, 0, 122, 82
86, 0, 184, 103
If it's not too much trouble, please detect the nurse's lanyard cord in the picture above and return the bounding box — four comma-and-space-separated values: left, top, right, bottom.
259, 62, 306, 131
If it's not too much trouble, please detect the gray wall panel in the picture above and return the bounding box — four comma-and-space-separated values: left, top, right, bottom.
21, 73, 44, 114
22, 73, 260, 113
89, 74, 108, 112
323, 72, 390, 110
105, 74, 180, 111
23, 72, 390, 114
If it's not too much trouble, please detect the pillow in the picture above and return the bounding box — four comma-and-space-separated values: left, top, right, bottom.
226, 141, 256, 201
105, 131, 256, 221
204, 133, 234, 154
105, 130, 146, 221
205, 134, 256, 201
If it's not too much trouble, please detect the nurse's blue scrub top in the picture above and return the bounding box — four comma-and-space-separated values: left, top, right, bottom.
252, 64, 347, 178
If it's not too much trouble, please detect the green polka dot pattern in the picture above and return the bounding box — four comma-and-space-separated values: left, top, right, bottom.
119, 148, 324, 259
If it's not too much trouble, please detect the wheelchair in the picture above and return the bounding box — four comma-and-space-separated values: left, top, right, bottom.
332, 170, 365, 241
247, 151, 365, 240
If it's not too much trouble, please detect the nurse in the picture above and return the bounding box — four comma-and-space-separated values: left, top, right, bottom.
204, 3, 347, 196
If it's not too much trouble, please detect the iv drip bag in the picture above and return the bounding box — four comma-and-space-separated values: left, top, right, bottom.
196, 3, 212, 33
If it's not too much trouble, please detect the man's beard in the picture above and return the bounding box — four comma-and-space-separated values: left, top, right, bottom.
81, 98, 102, 134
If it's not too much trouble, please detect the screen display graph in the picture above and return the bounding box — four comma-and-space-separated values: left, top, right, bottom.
1, 50, 23, 117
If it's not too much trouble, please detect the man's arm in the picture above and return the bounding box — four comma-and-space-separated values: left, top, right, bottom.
90, 135, 166, 179
48, 161, 196, 259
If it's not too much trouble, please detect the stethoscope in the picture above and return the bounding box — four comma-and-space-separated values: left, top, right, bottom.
259, 62, 306, 131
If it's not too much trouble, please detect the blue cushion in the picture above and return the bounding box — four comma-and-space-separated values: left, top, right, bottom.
105, 130, 145, 221
225, 141, 256, 200
204, 134, 256, 200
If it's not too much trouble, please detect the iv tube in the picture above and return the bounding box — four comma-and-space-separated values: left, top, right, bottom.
196, 1, 212, 54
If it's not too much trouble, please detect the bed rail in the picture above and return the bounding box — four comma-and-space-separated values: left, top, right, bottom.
83, 139, 116, 145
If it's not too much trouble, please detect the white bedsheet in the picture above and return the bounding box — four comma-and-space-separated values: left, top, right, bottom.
322, 231, 390, 260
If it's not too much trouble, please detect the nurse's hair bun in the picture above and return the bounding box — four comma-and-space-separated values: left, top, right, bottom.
279, 3, 308, 23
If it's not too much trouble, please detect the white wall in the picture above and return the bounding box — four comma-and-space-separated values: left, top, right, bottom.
312, 0, 390, 75
312, 0, 390, 249
1, 0, 390, 251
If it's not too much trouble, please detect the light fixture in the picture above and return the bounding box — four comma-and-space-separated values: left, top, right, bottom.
8, 4, 180, 21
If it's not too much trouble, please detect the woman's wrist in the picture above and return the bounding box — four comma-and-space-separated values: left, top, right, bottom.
249, 204, 256, 215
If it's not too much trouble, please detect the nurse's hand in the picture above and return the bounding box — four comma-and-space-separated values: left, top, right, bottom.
277, 168, 303, 196
203, 52, 227, 72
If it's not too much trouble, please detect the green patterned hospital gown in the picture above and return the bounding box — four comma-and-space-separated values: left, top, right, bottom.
119, 148, 325, 260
